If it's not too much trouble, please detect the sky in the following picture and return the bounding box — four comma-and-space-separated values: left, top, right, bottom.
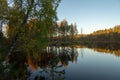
57, 0, 120, 34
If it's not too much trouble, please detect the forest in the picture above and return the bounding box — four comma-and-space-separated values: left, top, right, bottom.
78, 25, 120, 50
49, 21, 120, 50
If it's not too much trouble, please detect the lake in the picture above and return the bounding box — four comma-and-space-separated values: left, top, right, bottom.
1, 46, 120, 80
27, 46, 120, 80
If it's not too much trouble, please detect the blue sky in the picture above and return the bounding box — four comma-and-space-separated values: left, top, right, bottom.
57, 0, 120, 34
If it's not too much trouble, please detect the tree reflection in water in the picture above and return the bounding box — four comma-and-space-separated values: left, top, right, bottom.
27, 46, 78, 80
0, 46, 120, 80
92, 48, 120, 57
0, 51, 28, 80
0, 46, 78, 80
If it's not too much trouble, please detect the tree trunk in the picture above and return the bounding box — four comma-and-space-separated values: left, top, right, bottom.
7, 11, 29, 55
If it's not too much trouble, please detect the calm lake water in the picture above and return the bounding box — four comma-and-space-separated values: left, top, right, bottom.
1, 46, 120, 80
27, 47, 120, 80
65, 48, 120, 80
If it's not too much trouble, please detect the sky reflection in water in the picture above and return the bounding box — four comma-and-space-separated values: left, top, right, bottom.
28, 47, 120, 80
65, 48, 120, 80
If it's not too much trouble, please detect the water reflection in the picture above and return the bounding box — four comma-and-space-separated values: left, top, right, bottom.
0, 46, 120, 80
0, 51, 28, 80
0, 46, 78, 80
75, 45, 120, 57
92, 48, 120, 57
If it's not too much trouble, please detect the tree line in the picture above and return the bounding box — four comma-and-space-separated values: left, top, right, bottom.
78, 25, 120, 50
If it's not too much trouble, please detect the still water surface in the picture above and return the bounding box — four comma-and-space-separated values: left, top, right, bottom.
1, 47, 120, 80
66, 48, 120, 80
28, 47, 120, 80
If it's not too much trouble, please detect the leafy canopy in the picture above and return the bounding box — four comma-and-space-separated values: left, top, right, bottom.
0, 0, 61, 54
